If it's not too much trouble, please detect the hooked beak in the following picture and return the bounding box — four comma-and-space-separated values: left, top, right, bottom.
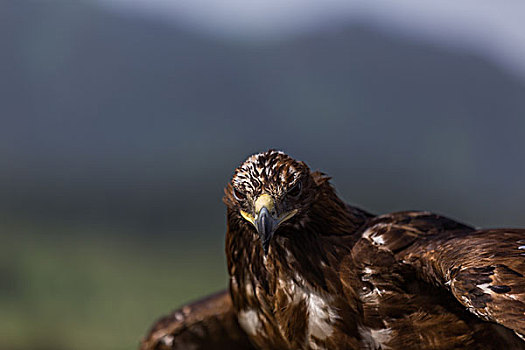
240, 194, 298, 255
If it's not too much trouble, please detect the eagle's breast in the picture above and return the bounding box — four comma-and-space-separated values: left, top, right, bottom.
276, 271, 339, 343
233, 240, 341, 349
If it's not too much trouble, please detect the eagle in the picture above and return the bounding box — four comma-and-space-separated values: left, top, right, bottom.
142, 150, 525, 350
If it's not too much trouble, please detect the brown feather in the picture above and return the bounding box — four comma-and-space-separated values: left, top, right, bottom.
140, 290, 254, 350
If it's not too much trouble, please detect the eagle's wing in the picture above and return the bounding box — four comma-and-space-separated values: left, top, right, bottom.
360, 211, 525, 339
140, 290, 255, 350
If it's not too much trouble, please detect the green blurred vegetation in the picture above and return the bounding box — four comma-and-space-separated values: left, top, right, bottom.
0, 221, 228, 350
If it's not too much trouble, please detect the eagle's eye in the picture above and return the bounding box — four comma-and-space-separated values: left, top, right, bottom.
287, 182, 302, 198
233, 187, 247, 201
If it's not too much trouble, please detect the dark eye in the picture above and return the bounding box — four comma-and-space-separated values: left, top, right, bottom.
287, 182, 302, 197
233, 187, 246, 201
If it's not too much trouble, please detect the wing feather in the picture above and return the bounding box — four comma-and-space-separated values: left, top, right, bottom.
141, 290, 255, 350
361, 212, 525, 338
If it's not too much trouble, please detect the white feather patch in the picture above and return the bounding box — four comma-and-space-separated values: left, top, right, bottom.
359, 326, 392, 349
306, 291, 338, 340
361, 224, 390, 246
371, 235, 385, 245
477, 283, 493, 294
160, 335, 174, 347
245, 282, 254, 297
238, 309, 262, 336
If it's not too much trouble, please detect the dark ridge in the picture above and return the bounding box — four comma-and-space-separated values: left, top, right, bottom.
488, 285, 512, 294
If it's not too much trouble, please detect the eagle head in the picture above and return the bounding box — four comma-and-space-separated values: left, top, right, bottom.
224, 150, 322, 255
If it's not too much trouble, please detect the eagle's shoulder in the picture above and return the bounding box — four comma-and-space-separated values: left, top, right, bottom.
357, 210, 474, 253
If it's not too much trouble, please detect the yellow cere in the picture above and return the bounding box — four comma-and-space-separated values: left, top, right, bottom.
254, 194, 275, 213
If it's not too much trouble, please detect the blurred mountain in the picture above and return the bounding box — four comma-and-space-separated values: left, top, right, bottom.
1, 0, 525, 233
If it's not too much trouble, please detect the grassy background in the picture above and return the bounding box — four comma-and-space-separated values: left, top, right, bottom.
0, 221, 227, 350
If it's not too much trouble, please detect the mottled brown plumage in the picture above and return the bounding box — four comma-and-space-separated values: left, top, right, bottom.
142, 150, 525, 350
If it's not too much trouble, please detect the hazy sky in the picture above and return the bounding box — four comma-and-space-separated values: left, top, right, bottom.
98, 0, 525, 80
